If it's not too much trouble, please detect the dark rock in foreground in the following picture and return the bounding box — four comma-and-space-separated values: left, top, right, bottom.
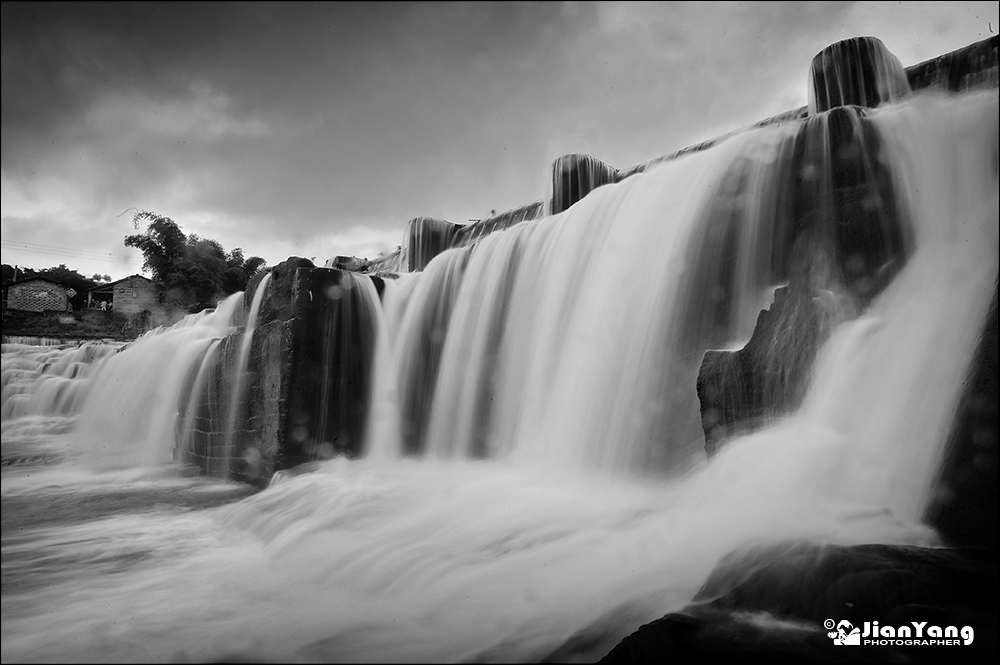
697, 284, 845, 456
925, 284, 999, 552
603, 542, 998, 663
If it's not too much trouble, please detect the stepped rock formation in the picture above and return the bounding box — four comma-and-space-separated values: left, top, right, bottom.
178, 39, 997, 524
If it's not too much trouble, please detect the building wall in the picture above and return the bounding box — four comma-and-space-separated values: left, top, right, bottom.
112, 277, 159, 315
7, 281, 68, 313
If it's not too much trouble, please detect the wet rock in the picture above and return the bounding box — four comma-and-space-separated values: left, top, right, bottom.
179, 318, 292, 487
695, 103, 908, 456
453, 201, 545, 248
328, 255, 370, 272
283, 267, 383, 467
809, 36, 910, 114
925, 284, 999, 551
404, 216, 463, 272
252, 256, 315, 325
603, 542, 998, 663
366, 246, 407, 274
550, 153, 620, 215
697, 284, 846, 455
179, 260, 383, 486
906, 35, 998, 93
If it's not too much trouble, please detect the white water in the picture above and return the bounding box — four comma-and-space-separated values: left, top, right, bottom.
809, 36, 910, 114
1, 90, 996, 663
366, 131, 767, 474
70, 294, 244, 469
222, 273, 273, 477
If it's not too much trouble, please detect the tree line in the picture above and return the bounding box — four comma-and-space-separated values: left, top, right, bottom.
3, 211, 267, 313
124, 210, 267, 312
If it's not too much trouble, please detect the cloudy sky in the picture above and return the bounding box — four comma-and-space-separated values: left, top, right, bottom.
2, 1, 997, 281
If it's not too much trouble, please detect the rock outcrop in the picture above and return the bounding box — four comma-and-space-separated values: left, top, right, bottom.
179, 259, 384, 486
925, 285, 999, 551
602, 541, 998, 663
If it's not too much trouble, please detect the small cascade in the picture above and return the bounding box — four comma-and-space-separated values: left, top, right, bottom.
174, 338, 224, 469
1, 336, 78, 347
402, 217, 462, 272
363, 273, 422, 460
809, 36, 911, 114
363, 251, 472, 458
0, 341, 122, 445
221, 272, 273, 478
281, 269, 384, 465
1, 342, 119, 418
549, 153, 621, 215
70, 293, 244, 469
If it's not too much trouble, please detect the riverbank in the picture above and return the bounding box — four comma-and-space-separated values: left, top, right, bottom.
1, 309, 147, 342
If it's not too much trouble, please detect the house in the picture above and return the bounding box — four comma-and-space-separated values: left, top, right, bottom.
5, 276, 69, 313
88, 275, 159, 315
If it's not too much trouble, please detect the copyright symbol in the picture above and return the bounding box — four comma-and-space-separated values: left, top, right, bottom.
823, 619, 836, 630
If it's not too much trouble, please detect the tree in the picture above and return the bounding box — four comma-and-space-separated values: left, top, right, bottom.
2, 263, 38, 284
124, 211, 187, 285
220, 247, 267, 295
124, 210, 267, 311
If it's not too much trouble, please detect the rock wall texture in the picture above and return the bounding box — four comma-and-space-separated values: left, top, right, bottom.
601, 542, 997, 663
179, 259, 383, 486
181, 37, 997, 523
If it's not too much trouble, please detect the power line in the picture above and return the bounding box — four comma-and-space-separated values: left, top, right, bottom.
1, 239, 133, 259
1, 240, 141, 266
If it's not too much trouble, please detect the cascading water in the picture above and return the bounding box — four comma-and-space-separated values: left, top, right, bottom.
809, 36, 910, 114
221, 272, 273, 478
1, 341, 122, 458
0, 85, 996, 663
797, 90, 998, 521
69, 293, 244, 469
174, 338, 224, 469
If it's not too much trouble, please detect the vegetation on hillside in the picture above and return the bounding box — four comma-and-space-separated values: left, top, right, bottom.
124, 210, 267, 312
2, 210, 268, 339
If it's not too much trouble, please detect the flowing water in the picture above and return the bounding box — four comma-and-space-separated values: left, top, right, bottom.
1, 89, 997, 663
221, 273, 274, 478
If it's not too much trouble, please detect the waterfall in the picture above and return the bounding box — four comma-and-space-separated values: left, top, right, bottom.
809, 36, 910, 114
365, 133, 763, 475
221, 272, 273, 478
0, 85, 995, 664
174, 338, 223, 470
0, 341, 122, 447
71, 294, 244, 468
798, 90, 999, 521
365, 91, 996, 496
